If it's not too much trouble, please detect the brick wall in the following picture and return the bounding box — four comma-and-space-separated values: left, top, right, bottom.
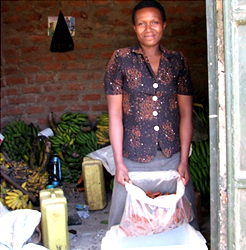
1, 0, 207, 130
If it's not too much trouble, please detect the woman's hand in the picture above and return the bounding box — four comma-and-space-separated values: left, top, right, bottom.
116, 163, 132, 186
178, 161, 190, 186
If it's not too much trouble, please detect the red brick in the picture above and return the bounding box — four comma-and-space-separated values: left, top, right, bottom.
171, 27, 192, 36
32, 55, 53, 63
31, 35, 49, 43
21, 86, 41, 94
5, 88, 19, 96
70, 2, 86, 8
3, 49, 18, 57
80, 32, 94, 39
75, 43, 89, 50
115, 0, 132, 5
21, 46, 39, 53
1, 5, 9, 13
167, 6, 188, 15
82, 72, 103, 80
80, 53, 96, 59
87, 61, 107, 70
5, 58, 23, 65
92, 83, 104, 89
44, 84, 63, 92
121, 7, 132, 15
26, 106, 45, 114
71, 11, 88, 19
67, 83, 85, 91
4, 68, 20, 76
36, 74, 54, 83
57, 53, 77, 61
3, 37, 22, 46
6, 77, 26, 85
60, 95, 78, 101
16, 25, 36, 33
15, 3, 33, 12
50, 105, 68, 113
27, 76, 36, 85
91, 43, 111, 50
83, 94, 101, 101
101, 51, 113, 59
27, 13, 42, 21
4, 107, 24, 116
70, 105, 90, 112
3, 15, 21, 24
8, 96, 28, 105
94, 8, 112, 17
112, 19, 128, 26
58, 73, 78, 81
36, 118, 49, 127
36, 2, 57, 8
37, 96, 56, 103
66, 62, 86, 70
92, 104, 108, 111
23, 66, 39, 74
89, 0, 107, 5
43, 63, 63, 71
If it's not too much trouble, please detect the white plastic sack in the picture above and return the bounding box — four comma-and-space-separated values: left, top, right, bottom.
87, 145, 115, 175
119, 171, 194, 236
101, 223, 208, 250
0, 208, 46, 250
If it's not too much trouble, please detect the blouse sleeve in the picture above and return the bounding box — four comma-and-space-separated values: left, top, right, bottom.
104, 50, 124, 95
177, 52, 193, 95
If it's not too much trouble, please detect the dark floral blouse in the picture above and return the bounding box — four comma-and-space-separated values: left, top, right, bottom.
104, 44, 193, 163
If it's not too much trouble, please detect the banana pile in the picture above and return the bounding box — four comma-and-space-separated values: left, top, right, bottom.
189, 140, 210, 198
2, 120, 40, 162
189, 102, 210, 207
4, 189, 30, 210
26, 169, 49, 198
96, 112, 110, 146
49, 112, 99, 183
0, 153, 4, 164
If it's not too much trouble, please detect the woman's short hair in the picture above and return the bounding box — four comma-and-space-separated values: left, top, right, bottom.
132, 0, 166, 25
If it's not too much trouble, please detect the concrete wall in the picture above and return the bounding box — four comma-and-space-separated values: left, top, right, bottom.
1, 0, 207, 129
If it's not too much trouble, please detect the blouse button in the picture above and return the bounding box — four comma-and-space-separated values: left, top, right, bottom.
153, 111, 158, 116
153, 83, 158, 88
152, 96, 158, 101
154, 126, 159, 131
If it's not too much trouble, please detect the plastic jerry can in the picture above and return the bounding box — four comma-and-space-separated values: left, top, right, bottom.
82, 157, 107, 210
39, 188, 69, 250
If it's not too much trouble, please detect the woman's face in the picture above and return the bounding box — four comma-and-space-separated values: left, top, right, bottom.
133, 7, 166, 48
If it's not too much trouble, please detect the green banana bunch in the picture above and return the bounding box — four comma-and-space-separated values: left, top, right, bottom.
2, 120, 40, 163
48, 112, 102, 183
189, 140, 210, 207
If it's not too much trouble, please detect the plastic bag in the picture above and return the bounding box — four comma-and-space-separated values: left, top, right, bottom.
50, 11, 74, 52
0, 208, 45, 250
119, 171, 194, 236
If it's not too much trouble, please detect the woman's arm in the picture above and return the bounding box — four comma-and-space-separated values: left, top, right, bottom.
177, 94, 193, 185
106, 94, 131, 186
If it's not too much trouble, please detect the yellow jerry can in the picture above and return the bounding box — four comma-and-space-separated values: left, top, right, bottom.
82, 157, 107, 210
39, 188, 69, 250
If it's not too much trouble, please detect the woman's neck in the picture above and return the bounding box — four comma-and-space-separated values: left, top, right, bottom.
141, 44, 161, 57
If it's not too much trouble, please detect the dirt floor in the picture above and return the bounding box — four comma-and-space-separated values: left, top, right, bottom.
66, 190, 111, 250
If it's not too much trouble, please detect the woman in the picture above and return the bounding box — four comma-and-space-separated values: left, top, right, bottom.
104, 0, 199, 230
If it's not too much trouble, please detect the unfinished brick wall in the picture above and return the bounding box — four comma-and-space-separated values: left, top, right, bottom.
1, 0, 207, 129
